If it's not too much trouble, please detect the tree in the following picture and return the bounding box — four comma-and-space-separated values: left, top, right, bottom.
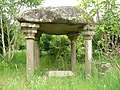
0, 0, 44, 61
78, 0, 120, 70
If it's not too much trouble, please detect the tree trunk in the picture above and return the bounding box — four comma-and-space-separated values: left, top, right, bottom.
0, 15, 6, 58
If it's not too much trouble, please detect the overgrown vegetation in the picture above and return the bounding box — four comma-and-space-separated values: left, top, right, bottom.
78, 0, 120, 69
0, 50, 119, 90
0, 0, 120, 89
0, 0, 44, 61
40, 34, 85, 70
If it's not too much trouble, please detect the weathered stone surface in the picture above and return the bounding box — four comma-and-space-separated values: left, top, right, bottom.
17, 6, 88, 24
47, 71, 74, 77
17, 6, 94, 35
96, 62, 111, 73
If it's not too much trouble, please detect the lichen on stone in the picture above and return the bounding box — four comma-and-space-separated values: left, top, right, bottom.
17, 6, 92, 24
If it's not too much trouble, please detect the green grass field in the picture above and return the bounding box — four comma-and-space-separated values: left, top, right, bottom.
0, 50, 120, 90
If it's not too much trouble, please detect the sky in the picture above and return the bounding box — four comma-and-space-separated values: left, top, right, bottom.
42, 0, 120, 7
42, 0, 80, 7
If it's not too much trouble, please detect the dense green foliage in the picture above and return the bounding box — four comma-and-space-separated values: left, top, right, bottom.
78, 0, 120, 53
0, 0, 44, 61
41, 34, 71, 70
77, 0, 120, 70
40, 34, 85, 70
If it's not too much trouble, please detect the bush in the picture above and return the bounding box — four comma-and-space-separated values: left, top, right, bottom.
40, 34, 85, 70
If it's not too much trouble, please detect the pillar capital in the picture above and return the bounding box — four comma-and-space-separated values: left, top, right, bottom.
81, 25, 95, 40
68, 32, 79, 41
83, 25, 95, 31
81, 31, 95, 40
21, 23, 40, 39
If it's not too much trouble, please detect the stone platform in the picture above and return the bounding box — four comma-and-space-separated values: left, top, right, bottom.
47, 71, 74, 77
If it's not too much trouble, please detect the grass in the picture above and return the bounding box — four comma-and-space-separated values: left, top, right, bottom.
117, 58, 120, 65
0, 50, 120, 90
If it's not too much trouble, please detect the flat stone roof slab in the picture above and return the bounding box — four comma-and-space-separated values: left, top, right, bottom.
17, 6, 88, 24
17, 6, 94, 35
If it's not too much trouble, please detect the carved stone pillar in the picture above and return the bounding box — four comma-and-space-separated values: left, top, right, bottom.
34, 31, 42, 69
21, 23, 39, 78
68, 33, 79, 72
81, 25, 95, 77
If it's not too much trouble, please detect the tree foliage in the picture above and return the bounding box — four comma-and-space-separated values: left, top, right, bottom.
40, 34, 71, 70
0, 0, 44, 61
40, 34, 85, 70
78, 0, 120, 69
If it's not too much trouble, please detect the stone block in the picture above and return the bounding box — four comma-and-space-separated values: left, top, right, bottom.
47, 71, 75, 77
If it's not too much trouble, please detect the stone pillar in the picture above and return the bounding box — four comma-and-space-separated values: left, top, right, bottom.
81, 25, 95, 77
34, 31, 42, 69
68, 33, 79, 72
21, 23, 39, 78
